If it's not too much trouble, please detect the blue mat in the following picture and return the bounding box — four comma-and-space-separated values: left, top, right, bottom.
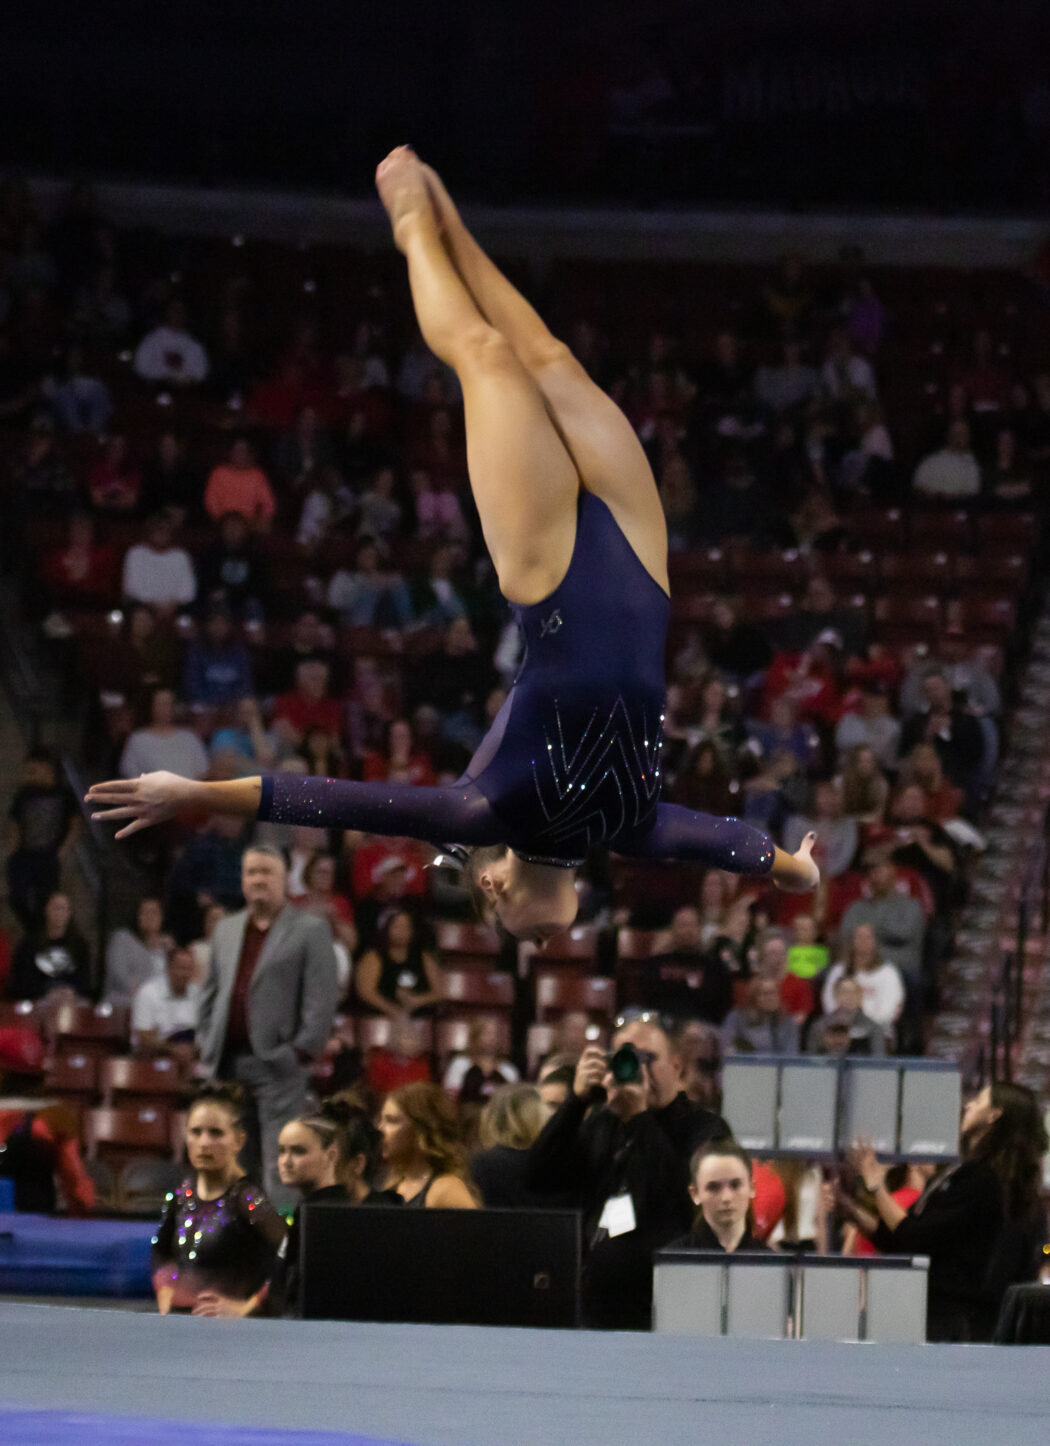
0, 1414, 412, 1446
0, 1212, 153, 1296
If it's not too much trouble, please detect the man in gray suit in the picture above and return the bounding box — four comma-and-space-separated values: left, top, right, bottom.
197, 843, 339, 1199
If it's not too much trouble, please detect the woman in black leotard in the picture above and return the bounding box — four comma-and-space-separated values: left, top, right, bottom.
87, 149, 818, 942
270, 1097, 402, 1316
151, 1083, 285, 1316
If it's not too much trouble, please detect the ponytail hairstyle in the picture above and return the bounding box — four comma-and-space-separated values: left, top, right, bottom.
968, 1082, 1048, 1223
296, 1090, 384, 1187
188, 1080, 248, 1130
688, 1136, 756, 1234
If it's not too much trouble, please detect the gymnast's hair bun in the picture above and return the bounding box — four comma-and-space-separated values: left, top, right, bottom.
189, 1080, 249, 1123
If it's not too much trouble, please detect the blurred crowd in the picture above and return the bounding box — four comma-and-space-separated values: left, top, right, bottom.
0, 176, 1047, 1338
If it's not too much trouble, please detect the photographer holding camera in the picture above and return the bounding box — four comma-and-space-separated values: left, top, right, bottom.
525, 1013, 729, 1329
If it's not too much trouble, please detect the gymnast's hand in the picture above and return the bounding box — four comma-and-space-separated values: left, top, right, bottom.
86, 771, 199, 838
192, 1290, 250, 1317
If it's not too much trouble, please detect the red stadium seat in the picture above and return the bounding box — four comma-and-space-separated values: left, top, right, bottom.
667, 548, 728, 591
851, 507, 906, 550
534, 971, 616, 1020
615, 929, 662, 962
521, 928, 600, 970
879, 551, 954, 594
53, 1003, 130, 1061
745, 592, 795, 625
435, 1014, 512, 1063
439, 970, 515, 1008
726, 545, 807, 591
908, 509, 974, 551
433, 921, 503, 969
84, 1106, 175, 1170
0, 1000, 42, 1030
354, 1016, 435, 1053
978, 512, 1036, 553
820, 552, 879, 592
954, 553, 1028, 590
872, 594, 942, 645
44, 1052, 99, 1106
100, 1056, 189, 1109
952, 595, 1017, 640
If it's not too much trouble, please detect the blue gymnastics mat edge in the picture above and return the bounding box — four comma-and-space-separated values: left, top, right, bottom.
0, 1410, 416, 1446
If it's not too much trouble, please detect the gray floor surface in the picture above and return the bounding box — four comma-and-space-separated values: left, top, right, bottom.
1, 1301, 1049, 1446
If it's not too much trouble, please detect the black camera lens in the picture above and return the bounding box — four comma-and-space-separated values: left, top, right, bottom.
608, 1042, 643, 1085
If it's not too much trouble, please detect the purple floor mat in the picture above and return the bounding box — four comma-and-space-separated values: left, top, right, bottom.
0, 1412, 414, 1446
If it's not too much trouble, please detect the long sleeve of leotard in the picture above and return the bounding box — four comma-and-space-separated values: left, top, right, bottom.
620, 803, 776, 874
257, 773, 504, 846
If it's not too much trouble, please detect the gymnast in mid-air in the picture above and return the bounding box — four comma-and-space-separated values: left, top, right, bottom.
87, 147, 818, 942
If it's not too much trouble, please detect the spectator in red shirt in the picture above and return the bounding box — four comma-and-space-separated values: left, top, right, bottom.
273, 658, 342, 750
40, 511, 118, 609
349, 837, 429, 908
756, 931, 814, 1021
88, 433, 142, 514
842, 1162, 935, 1257
362, 718, 436, 788
897, 742, 964, 825
294, 851, 356, 959
959, 328, 1011, 414
364, 1014, 432, 1100
763, 632, 845, 730
204, 437, 277, 530
0, 1025, 95, 1214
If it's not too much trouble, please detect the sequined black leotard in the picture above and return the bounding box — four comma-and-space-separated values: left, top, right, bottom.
259, 492, 775, 874
151, 1175, 286, 1310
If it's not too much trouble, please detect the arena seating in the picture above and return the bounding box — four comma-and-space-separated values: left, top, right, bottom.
2, 191, 1047, 1204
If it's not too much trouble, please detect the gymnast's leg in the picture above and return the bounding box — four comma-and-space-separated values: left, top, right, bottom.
422, 162, 668, 593
376, 147, 579, 603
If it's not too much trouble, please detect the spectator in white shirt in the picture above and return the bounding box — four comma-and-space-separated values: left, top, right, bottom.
821, 326, 877, 401
122, 513, 197, 613
132, 946, 201, 1061
133, 298, 209, 386
442, 1017, 519, 1102
119, 687, 209, 781
912, 420, 982, 499
821, 922, 905, 1037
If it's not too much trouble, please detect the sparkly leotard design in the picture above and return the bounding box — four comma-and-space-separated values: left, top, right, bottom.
151, 1176, 286, 1310
259, 492, 775, 874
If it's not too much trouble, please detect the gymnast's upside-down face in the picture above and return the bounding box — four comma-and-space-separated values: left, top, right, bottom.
480, 852, 580, 947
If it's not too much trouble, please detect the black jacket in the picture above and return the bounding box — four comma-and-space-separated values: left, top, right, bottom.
870, 1159, 1019, 1342
665, 1218, 774, 1253
648, 945, 734, 1025
525, 1090, 729, 1329
471, 1144, 571, 1210
11, 929, 92, 1000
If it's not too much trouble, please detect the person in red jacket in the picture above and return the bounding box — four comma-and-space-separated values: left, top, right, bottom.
0, 1025, 95, 1214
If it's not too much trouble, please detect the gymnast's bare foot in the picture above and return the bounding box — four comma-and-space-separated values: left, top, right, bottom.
420, 163, 458, 237
375, 146, 434, 252
771, 830, 820, 893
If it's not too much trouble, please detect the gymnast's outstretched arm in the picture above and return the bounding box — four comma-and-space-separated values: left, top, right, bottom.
621, 803, 819, 892
86, 770, 504, 845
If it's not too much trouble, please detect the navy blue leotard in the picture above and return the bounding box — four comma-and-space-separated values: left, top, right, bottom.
258, 491, 775, 875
